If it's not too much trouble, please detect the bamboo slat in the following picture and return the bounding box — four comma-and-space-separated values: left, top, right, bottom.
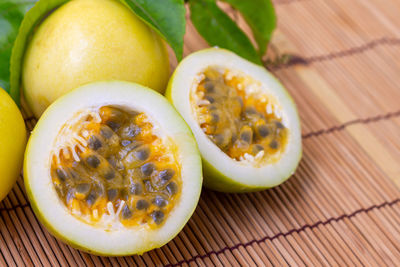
2, 0, 400, 265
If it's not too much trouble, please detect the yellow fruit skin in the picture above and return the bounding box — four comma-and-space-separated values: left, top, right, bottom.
22, 0, 170, 118
0, 89, 27, 201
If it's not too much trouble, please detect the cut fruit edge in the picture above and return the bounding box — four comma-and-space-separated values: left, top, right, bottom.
24, 81, 202, 255
166, 48, 302, 192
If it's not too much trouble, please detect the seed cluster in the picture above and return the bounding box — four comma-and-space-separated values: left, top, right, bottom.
193, 68, 288, 164
51, 106, 180, 227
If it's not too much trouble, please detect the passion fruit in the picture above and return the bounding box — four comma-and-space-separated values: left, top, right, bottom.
24, 81, 202, 255
0, 89, 26, 201
167, 48, 302, 192
20, 0, 169, 118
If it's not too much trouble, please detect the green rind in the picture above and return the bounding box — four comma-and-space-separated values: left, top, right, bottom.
25, 81, 203, 256
201, 149, 302, 193
10, 0, 69, 106
166, 48, 302, 193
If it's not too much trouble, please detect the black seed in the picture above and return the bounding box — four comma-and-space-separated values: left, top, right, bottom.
205, 95, 215, 103
86, 191, 98, 206
251, 144, 264, 156
244, 107, 257, 115
121, 140, 131, 147
121, 125, 140, 138
120, 189, 129, 200
231, 132, 237, 144
159, 169, 175, 182
104, 170, 115, 180
107, 155, 125, 171
119, 142, 143, 160
76, 183, 90, 195
269, 140, 279, 149
107, 189, 118, 201
86, 155, 100, 168
56, 168, 67, 182
204, 81, 215, 93
126, 141, 143, 152
166, 182, 178, 195
213, 134, 224, 147
153, 195, 167, 208
240, 129, 252, 143
106, 120, 121, 132
208, 104, 218, 111
210, 112, 219, 123
257, 124, 270, 137
107, 156, 117, 168
136, 199, 149, 210
121, 205, 132, 219
109, 107, 125, 117
275, 121, 285, 129
130, 183, 143, 195
150, 210, 164, 225
252, 144, 264, 154
135, 147, 150, 161
144, 180, 154, 192
69, 169, 78, 180
141, 163, 155, 177
88, 136, 102, 151
100, 126, 114, 139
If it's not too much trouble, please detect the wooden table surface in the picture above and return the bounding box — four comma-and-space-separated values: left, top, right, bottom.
2, 0, 400, 266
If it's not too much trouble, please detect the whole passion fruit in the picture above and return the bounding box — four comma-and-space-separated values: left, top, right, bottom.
24, 81, 202, 255
20, 0, 169, 118
167, 48, 302, 192
0, 89, 26, 201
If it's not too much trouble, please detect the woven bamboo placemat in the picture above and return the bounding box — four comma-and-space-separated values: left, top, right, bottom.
2, 0, 400, 265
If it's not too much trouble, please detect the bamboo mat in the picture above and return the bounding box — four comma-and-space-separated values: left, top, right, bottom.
2, 0, 400, 265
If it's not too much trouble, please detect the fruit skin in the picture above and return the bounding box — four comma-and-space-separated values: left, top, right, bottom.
24, 81, 202, 256
166, 48, 302, 193
0, 89, 26, 201
22, 0, 170, 118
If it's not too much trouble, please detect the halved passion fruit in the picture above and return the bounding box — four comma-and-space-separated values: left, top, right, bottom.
167, 48, 302, 192
24, 81, 202, 255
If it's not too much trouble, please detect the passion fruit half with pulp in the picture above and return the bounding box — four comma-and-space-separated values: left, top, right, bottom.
167, 48, 302, 192
24, 81, 202, 255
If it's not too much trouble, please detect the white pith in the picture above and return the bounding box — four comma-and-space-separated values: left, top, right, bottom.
170, 48, 302, 188
25, 81, 202, 255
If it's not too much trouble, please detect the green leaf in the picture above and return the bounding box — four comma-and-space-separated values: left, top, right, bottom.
222, 0, 276, 56
122, 0, 186, 61
0, 0, 36, 93
189, 0, 261, 65
9, 0, 69, 105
